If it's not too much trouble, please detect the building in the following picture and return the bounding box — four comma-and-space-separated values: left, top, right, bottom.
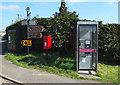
0, 31, 6, 40
0, 31, 5, 36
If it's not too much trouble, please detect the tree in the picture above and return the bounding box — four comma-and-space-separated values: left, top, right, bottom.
46, 11, 79, 55
59, 0, 67, 16
34, 0, 79, 55
45, 0, 79, 55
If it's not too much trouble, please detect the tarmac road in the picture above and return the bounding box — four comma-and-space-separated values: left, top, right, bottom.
0, 77, 12, 83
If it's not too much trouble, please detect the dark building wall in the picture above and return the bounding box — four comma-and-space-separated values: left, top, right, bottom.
6, 21, 27, 53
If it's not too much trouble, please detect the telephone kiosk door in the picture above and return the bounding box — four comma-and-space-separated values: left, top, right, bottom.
77, 21, 98, 72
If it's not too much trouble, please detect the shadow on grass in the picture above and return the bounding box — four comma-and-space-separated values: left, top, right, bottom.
16, 52, 76, 71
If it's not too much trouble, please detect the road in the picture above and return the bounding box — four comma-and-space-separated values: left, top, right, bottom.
0, 77, 12, 83
0, 76, 19, 85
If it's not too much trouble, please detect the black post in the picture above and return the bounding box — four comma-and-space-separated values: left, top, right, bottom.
46, 49, 48, 60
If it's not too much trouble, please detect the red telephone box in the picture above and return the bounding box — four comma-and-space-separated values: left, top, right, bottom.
43, 36, 52, 49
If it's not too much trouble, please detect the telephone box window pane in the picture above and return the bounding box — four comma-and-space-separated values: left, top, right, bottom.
78, 24, 97, 70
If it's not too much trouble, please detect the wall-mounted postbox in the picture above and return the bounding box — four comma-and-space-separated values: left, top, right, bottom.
43, 36, 52, 49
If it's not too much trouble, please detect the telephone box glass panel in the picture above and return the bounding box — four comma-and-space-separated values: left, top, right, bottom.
77, 22, 98, 71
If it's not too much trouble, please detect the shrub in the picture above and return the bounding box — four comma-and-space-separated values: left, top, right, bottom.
59, 62, 74, 69
98, 24, 120, 64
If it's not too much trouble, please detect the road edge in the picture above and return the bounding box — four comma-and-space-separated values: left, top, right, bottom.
0, 74, 23, 85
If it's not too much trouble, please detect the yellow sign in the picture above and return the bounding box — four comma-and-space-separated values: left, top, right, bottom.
21, 40, 32, 46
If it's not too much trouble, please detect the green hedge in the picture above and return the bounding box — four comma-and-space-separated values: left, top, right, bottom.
6, 18, 119, 64
98, 24, 120, 64
33, 12, 79, 56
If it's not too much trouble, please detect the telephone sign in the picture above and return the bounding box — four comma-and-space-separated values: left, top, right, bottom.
21, 40, 32, 46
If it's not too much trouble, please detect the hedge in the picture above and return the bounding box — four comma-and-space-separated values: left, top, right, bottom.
98, 24, 120, 64
6, 17, 119, 64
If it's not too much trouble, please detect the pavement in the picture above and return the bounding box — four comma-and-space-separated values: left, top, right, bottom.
0, 54, 101, 83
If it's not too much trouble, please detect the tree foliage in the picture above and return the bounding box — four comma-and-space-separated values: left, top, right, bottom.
45, 11, 79, 55
59, 0, 67, 16
34, 13, 119, 64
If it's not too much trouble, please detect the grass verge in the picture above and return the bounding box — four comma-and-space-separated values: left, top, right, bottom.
97, 63, 119, 83
4, 53, 119, 83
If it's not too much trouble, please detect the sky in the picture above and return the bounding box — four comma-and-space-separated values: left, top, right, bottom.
118, 1, 120, 24
0, 0, 119, 31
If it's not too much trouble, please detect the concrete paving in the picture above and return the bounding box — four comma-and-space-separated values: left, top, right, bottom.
78, 71, 101, 79
0, 55, 101, 83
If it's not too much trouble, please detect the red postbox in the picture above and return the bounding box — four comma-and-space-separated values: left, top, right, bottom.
43, 36, 52, 49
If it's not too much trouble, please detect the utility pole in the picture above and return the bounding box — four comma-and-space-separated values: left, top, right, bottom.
26, 7, 30, 53
17, 14, 19, 21
12, 20, 13, 24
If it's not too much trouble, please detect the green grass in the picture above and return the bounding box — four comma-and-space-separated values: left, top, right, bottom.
4, 53, 119, 83
97, 63, 119, 83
